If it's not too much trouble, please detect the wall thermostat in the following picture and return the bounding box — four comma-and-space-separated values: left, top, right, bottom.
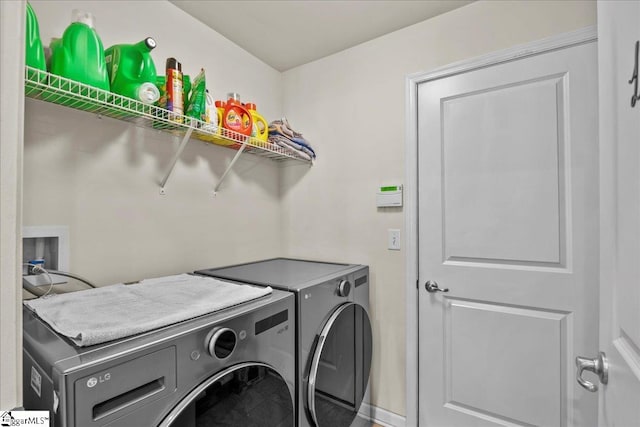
376, 185, 403, 207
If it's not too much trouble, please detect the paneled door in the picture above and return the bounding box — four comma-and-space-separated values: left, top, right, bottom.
417, 40, 598, 426
598, 1, 640, 425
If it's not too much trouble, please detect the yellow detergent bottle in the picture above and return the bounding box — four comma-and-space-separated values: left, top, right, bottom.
244, 102, 268, 142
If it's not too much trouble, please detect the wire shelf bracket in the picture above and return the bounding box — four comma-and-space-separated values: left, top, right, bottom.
213, 139, 248, 196
159, 127, 194, 195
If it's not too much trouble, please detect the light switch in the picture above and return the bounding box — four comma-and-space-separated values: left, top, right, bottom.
388, 229, 401, 250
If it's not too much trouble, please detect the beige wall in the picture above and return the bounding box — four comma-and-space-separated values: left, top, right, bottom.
280, 0, 596, 417
25, 0, 284, 286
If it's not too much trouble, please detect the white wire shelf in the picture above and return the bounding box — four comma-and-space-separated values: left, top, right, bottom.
24, 66, 312, 195
24, 66, 312, 163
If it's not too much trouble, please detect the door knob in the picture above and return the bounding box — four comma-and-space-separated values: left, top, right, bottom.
425, 280, 449, 293
575, 352, 608, 392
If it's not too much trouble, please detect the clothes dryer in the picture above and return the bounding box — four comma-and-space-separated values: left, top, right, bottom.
23, 287, 295, 427
196, 258, 372, 427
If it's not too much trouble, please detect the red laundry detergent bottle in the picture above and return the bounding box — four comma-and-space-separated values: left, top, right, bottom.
222, 92, 252, 140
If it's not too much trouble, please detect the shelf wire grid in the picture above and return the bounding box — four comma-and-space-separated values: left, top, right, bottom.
24, 66, 311, 163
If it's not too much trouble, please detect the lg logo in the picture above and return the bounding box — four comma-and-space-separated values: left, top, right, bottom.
87, 373, 111, 388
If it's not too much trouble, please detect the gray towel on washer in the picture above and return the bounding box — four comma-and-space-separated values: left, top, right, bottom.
24, 274, 272, 347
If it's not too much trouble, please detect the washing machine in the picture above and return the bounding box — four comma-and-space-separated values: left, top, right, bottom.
23, 286, 295, 427
195, 258, 372, 427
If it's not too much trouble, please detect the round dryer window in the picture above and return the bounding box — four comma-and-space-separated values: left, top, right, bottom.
307, 302, 373, 427
159, 362, 294, 427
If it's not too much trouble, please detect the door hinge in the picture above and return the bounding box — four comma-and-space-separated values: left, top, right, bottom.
416, 279, 419, 289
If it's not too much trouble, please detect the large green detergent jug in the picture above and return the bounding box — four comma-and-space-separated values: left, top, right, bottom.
105, 37, 160, 104
25, 2, 46, 82
49, 10, 110, 95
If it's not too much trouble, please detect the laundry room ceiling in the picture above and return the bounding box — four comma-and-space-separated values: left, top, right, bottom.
170, 0, 474, 71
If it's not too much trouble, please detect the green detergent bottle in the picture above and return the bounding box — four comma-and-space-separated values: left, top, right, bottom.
49, 9, 110, 96
25, 2, 46, 83
105, 38, 160, 104
185, 69, 207, 122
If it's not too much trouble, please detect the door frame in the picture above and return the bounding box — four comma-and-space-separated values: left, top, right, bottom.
597, 2, 640, 424
0, 0, 26, 410
403, 26, 597, 427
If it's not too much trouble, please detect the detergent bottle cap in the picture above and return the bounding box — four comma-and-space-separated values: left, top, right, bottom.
143, 37, 157, 51
227, 92, 241, 103
215, 100, 226, 108
72, 9, 95, 28
245, 103, 256, 110
137, 83, 160, 104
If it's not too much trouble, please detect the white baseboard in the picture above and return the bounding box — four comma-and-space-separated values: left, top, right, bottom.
359, 403, 407, 427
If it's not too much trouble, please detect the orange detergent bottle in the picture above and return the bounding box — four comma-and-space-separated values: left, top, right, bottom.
222, 93, 252, 140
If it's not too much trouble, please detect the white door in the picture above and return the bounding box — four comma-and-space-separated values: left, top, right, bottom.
597, 1, 640, 425
417, 40, 599, 426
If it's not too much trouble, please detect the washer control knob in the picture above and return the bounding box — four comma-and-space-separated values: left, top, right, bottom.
206, 327, 237, 359
338, 280, 351, 297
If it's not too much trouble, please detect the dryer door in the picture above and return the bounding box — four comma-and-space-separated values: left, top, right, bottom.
159, 362, 294, 427
307, 302, 373, 427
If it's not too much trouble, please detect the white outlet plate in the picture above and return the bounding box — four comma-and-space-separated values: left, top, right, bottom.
388, 229, 401, 250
